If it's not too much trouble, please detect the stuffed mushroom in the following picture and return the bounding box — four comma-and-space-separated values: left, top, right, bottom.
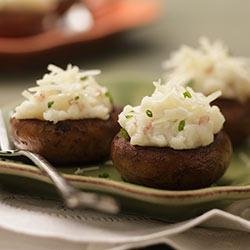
111, 79, 232, 190
163, 37, 250, 145
11, 64, 120, 165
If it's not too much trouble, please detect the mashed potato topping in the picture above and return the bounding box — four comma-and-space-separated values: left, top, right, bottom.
118, 78, 225, 149
0, 0, 58, 12
163, 37, 250, 102
14, 64, 113, 123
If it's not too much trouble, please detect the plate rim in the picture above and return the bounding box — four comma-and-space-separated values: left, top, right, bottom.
1, 160, 250, 205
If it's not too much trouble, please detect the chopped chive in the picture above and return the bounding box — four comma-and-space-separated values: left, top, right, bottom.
119, 128, 130, 140
178, 120, 186, 131
47, 101, 54, 108
80, 76, 88, 81
74, 96, 80, 100
105, 91, 113, 104
125, 114, 133, 119
146, 109, 153, 117
98, 173, 109, 178
183, 90, 192, 98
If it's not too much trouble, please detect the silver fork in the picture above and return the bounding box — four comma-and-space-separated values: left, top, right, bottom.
0, 110, 119, 214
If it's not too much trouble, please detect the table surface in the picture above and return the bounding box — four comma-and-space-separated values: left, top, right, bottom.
1, 0, 250, 106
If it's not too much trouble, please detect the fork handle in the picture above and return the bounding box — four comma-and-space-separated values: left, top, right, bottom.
1, 150, 119, 214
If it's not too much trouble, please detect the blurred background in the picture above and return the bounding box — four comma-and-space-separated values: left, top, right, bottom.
1, 0, 250, 107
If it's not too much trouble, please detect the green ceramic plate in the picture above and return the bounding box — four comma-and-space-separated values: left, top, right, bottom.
1, 80, 250, 220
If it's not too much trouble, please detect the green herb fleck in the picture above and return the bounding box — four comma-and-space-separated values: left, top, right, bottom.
187, 79, 194, 87
119, 128, 130, 140
178, 120, 186, 132
47, 101, 54, 108
80, 76, 88, 81
98, 173, 109, 178
105, 91, 113, 104
125, 114, 133, 119
146, 109, 153, 117
74, 96, 80, 100
183, 90, 192, 98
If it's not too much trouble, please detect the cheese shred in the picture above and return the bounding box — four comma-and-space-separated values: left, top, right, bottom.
14, 64, 113, 123
119, 78, 225, 149
163, 37, 250, 102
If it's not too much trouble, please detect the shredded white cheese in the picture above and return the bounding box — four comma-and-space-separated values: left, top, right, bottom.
119, 78, 225, 150
0, 0, 58, 11
14, 64, 113, 123
163, 37, 250, 102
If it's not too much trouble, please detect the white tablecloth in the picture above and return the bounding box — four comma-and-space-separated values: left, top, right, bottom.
0, 186, 249, 250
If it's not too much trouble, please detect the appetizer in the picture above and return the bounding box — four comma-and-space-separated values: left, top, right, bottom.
11, 64, 120, 165
163, 37, 250, 145
112, 78, 232, 190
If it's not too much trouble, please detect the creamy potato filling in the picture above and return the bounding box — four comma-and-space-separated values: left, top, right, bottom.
14, 64, 113, 123
119, 78, 225, 149
163, 37, 250, 102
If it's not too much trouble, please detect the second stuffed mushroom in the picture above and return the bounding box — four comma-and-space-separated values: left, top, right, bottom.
163, 37, 250, 145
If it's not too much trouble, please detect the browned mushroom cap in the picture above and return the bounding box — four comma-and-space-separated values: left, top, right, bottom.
212, 98, 250, 145
111, 130, 232, 190
10, 107, 121, 165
